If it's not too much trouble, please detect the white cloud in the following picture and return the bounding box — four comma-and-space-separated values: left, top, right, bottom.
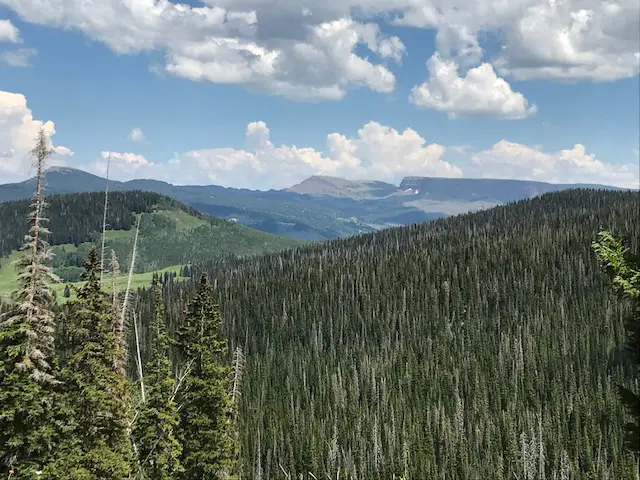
0, 18, 20, 42
86, 120, 461, 189
410, 54, 537, 119
472, 140, 639, 188
53, 145, 74, 156
0, 90, 73, 183
394, 0, 640, 82
129, 128, 146, 143
0, 47, 37, 67
102, 151, 151, 166
2, 89, 636, 192
2, 0, 636, 109
493, 1, 640, 82
0, 1, 399, 101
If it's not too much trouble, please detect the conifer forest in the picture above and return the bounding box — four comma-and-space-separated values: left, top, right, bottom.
0, 131, 639, 479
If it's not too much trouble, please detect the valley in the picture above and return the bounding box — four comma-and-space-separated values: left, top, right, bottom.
0, 167, 624, 241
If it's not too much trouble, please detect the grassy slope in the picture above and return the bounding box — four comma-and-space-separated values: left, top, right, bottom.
0, 247, 185, 302
0, 206, 301, 300
0, 251, 23, 298
51, 264, 186, 302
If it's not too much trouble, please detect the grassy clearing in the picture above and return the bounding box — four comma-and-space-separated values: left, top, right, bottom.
52, 264, 186, 302
156, 209, 207, 231
0, 249, 185, 302
0, 250, 23, 298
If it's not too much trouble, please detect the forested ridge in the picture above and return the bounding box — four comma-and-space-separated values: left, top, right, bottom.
0, 191, 301, 283
1, 137, 639, 479
0, 190, 188, 257
127, 188, 639, 478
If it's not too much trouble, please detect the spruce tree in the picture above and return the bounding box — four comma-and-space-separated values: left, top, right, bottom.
593, 231, 640, 454
0, 129, 58, 477
176, 275, 237, 479
133, 274, 183, 478
46, 248, 133, 478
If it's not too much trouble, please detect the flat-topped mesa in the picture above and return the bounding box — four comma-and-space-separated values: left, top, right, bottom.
287, 175, 399, 200
398, 176, 624, 203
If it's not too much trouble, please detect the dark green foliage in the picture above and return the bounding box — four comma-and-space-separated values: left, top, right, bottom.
0, 191, 301, 283
0, 324, 57, 478
0, 131, 58, 478
593, 231, 640, 454
133, 275, 183, 479
130, 189, 638, 479
0, 190, 173, 257
175, 275, 237, 479
47, 248, 133, 478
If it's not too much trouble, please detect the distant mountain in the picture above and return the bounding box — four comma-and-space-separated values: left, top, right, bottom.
287, 175, 399, 200
0, 167, 626, 241
399, 176, 623, 203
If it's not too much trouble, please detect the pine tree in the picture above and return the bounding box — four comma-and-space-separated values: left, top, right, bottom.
176, 274, 237, 479
46, 248, 134, 478
133, 274, 183, 479
593, 231, 640, 454
0, 129, 59, 477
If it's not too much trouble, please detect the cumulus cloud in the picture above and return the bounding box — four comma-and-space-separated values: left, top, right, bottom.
410, 54, 537, 119
472, 140, 639, 188
394, 0, 640, 82
493, 1, 640, 81
0, 47, 37, 67
0, 1, 400, 101
2, 0, 637, 110
86, 127, 638, 190
53, 145, 74, 156
129, 127, 146, 143
86, 120, 460, 189
0, 18, 20, 42
0, 90, 73, 183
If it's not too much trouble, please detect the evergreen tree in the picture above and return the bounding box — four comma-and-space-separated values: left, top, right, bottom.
0, 129, 58, 477
133, 274, 183, 479
176, 275, 237, 479
47, 248, 134, 478
593, 231, 640, 454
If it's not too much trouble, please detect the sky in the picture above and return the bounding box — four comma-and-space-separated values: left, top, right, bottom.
0, 0, 639, 190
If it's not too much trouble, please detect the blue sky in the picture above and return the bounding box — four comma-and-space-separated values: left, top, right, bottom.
0, 0, 638, 190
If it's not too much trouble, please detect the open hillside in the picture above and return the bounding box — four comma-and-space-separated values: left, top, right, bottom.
126, 188, 639, 478
0, 190, 301, 296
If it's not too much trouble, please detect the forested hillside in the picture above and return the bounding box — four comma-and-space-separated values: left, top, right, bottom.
128, 189, 639, 478
0, 191, 301, 285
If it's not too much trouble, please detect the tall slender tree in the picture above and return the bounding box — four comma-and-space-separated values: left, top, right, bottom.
133, 274, 183, 479
47, 248, 134, 478
0, 129, 59, 477
593, 230, 640, 454
176, 275, 237, 479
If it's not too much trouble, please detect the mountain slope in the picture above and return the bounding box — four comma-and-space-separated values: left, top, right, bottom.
399, 176, 623, 202
286, 175, 400, 199
0, 167, 626, 241
132, 188, 638, 478
0, 190, 302, 294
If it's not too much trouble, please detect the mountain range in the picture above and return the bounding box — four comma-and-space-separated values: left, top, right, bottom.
0, 167, 624, 240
